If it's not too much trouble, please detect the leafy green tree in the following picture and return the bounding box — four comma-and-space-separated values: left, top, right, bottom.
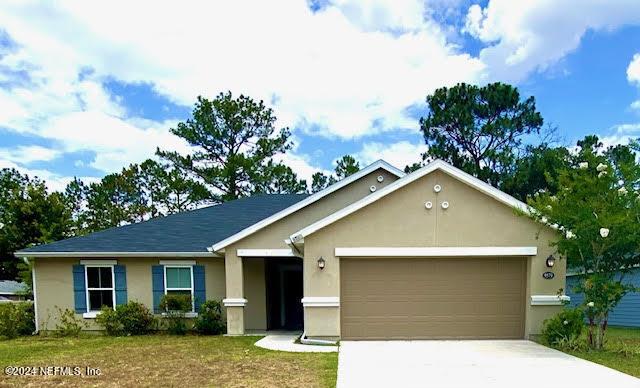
500, 144, 570, 201
157, 92, 305, 202
527, 136, 640, 349
334, 155, 360, 179
139, 159, 211, 216
253, 161, 307, 194
311, 155, 361, 192
420, 82, 544, 186
83, 164, 149, 232
0, 169, 72, 280
64, 177, 89, 235
311, 171, 330, 193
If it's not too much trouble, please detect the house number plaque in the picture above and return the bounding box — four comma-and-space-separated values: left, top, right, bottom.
542, 271, 555, 280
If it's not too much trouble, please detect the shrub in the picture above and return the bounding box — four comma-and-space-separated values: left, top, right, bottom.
160, 294, 192, 335
160, 294, 192, 312
96, 306, 124, 336
194, 300, 225, 335
541, 307, 584, 347
54, 307, 86, 337
96, 302, 155, 336
116, 301, 155, 335
0, 302, 35, 339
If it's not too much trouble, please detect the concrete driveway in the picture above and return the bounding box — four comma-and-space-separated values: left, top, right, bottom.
337, 340, 640, 388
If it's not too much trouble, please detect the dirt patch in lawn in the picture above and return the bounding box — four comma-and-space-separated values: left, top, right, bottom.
0, 335, 338, 387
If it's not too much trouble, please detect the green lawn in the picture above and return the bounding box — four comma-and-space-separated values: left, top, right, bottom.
548, 326, 640, 378
0, 335, 338, 387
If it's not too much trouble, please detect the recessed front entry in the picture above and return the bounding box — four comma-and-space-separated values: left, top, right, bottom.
340, 257, 526, 340
265, 258, 303, 330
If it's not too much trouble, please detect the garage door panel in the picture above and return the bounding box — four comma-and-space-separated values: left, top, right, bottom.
340, 257, 526, 339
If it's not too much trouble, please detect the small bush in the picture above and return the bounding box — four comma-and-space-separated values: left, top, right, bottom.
54, 307, 86, 337
117, 301, 156, 335
96, 302, 155, 336
96, 306, 124, 336
541, 307, 584, 347
194, 300, 225, 335
0, 302, 35, 339
159, 294, 192, 312
160, 294, 192, 335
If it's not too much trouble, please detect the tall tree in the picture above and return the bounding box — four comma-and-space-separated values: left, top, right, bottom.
334, 155, 360, 179
311, 155, 361, 192
139, 159, 211, 216
157, 92, 305, 202
252, 161, 307, 194
420, 82, 544, 186
0, 169, 71, 280
500, 144, 570, 201
64, 177, 88, 236
83, 164, 149, 232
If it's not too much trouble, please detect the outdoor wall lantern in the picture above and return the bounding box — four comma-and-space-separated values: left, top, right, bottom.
317, 256, 326, 270
546, 255, 556, 268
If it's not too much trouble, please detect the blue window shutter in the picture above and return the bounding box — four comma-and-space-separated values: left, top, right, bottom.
114, 265, 127, 306
193, 265, 206, 312
72, 264, 86, 313
152, 265, 164, 313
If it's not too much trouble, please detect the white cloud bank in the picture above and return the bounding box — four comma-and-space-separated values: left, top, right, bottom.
356, 140, 428, 170
465, 0, 640, 82
628, 53, 640, 111
1, 0, 640, 187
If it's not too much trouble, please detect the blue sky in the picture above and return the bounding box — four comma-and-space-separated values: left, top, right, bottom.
0, 1, 639, 191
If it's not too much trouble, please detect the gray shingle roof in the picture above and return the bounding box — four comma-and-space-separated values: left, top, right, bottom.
0, 280, 28, 294
20, 194, 308, 253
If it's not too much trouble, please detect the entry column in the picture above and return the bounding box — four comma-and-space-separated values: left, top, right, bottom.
223, 250, 247, 335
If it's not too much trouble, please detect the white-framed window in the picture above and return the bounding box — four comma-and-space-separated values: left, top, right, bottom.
164, 265, 194, 312
85, 265, 115, 312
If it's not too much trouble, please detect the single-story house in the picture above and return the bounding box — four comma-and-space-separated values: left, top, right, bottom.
0, 280, 28, 302
566, 269, 640, 327
17, 159, 568, 340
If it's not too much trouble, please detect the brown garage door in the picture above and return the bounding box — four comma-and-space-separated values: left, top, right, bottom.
340, 257, 526, 340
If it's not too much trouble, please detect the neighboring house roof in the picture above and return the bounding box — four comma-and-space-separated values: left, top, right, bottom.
209, 160, 404, 253
16, 194, 308, 257
289, 159, 533, 244
0, 280, 28, 295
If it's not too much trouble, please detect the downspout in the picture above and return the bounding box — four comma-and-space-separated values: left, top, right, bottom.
23, 257, 38, 334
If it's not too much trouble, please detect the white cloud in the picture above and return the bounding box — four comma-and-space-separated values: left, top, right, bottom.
356, 140, 428, 169
628, 53, 640, 85
464, 1, 640, 82
41, 111, 189, 172
628, 54, 640, 111
274, 151, 332, 184
327, 0, 427, 32
599, 123, 640, 149
0, 159, 98, 192
2, 0, 640, 189
0, 145, 61, 164
0, 0, 484, 143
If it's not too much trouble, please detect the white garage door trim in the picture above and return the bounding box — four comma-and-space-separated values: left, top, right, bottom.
335, 246, 537, 257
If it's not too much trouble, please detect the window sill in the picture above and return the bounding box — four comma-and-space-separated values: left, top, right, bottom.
161, 312, 198, 318
82, 311, 102, 319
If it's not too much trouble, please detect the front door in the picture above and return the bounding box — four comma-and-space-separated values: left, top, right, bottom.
266, 259, 303, 330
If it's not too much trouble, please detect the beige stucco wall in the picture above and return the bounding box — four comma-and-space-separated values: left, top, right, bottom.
303, 169, 565, 338
243, 258, 266, 330
224, 168, 400, 334
33, 257, 225, 331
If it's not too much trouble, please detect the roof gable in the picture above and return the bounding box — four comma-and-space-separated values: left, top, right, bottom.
289, 159, 533, 243
210, 160, 404, 252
